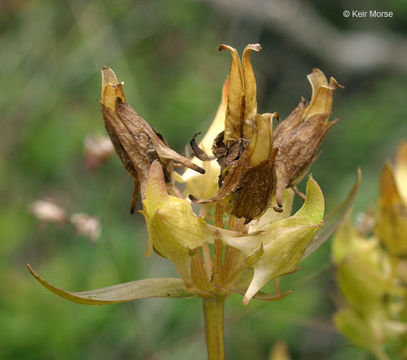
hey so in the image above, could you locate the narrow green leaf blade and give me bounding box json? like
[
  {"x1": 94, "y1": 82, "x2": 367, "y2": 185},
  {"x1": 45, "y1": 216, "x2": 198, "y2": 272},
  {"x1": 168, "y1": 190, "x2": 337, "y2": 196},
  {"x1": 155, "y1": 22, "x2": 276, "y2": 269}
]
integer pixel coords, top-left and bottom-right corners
[{"x1": 27, "y1": 264, "x2": 195, "y2": 305}]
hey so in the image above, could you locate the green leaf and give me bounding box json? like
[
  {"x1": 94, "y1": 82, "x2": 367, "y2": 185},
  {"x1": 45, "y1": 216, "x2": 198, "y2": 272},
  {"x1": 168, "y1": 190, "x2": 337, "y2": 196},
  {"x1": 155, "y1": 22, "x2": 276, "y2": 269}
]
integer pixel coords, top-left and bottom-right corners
[
  {"x1": 302, "y1": 167, "x2": 361, "y2": 260},
  {"x1": 27, "y1": 264, "x2": 195, "y2": 305}
]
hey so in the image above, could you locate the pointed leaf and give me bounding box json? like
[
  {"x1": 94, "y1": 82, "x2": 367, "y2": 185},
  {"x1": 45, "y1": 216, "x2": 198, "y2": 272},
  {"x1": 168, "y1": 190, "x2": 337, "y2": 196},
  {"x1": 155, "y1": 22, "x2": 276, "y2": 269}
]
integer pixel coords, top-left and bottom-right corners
[{"x1": 27, "y1": 264, "x2": 194, "y2": 305}]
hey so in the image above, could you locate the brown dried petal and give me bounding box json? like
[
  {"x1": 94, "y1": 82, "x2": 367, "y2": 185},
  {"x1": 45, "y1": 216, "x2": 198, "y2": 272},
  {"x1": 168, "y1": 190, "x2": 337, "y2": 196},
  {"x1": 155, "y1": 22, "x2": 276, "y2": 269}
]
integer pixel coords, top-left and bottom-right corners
[
  {"x1": 228, "y1": 150, "x2": 277, "y2": 222},
  {"x1": 101, "y1": 67, "x2": 204, "y2": 208},
  {"x1": 273, "y1": 100, "x2": 305, "y2": 147},
  {"x1": 274, "y1": 113, "x2": 338, "y2": 207},
  {"x1": 102, "y1": 103, "x2": 150, "y2": 194},
  {"x1": 189, "y1": 132, "x2": 216, "y2": 161},
  {"x1": 212, "y1": 131, "x2": 247, "y2": 184}
]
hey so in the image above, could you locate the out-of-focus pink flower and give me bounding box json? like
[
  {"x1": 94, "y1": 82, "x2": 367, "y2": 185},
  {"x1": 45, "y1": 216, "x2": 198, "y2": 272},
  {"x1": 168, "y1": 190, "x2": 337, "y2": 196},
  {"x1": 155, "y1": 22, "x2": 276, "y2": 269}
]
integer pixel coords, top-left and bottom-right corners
[
  {"x1": 84, "y1": 135, "x2": 114, "y2": 169},
  {"x1": 70, "y1": 213, "x2": 101, "y2": 243},
  {"x1": 29, "y1": 200, "x2": 67, "y2": 224}
]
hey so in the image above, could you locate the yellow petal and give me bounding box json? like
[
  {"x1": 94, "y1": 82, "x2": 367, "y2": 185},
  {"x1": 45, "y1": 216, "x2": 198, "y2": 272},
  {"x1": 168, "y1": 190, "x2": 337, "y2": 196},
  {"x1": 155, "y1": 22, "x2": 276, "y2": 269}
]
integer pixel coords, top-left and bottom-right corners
[
  {"x1": 295, "y1": 175, "x2": 325, "y2": 224},
  {"x1": 218, "y1": 44, "x2": 244, "y2": 144},
  {"x1": 143, "y1": 160, "x2": 170, "y2": 217},
  {"x1": 101, "y1": 66, "x2": 126, "y2": 110},
  {"x1": 200, "y1": 78, "x2": 229, "y2": 153},
  {"x1": 242, "y1": 43, "x2": 262, "y2": 139},
  {"x1": 148, "y1": 212, "x2": 193, "y2": 287},
  {"x1": 247, "y1": 113, "x2": 275, "y2": 166},
  {"x1": 302, "y1": 68, "x2": 340, "y2": 120},
  {"x1": 395, "y1": 140, "x2": 407, "y2": 202},
  {"x1": 182, "y1": 79, "x2": 228, "y2": 199},
  {"x1": 375, "y1": 163, "x2": 407, "y2": 257}
]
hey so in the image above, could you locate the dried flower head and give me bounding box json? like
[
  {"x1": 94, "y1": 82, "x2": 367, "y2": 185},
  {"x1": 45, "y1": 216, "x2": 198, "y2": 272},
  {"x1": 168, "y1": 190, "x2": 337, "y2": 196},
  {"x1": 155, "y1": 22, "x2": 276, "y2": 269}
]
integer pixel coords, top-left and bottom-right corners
[
  {"x1": 190, "y1": 45, "x2": 342, "y2": 222},
  {"x1": 100, "y1": 67, "x2": 204, "y2": 213}
]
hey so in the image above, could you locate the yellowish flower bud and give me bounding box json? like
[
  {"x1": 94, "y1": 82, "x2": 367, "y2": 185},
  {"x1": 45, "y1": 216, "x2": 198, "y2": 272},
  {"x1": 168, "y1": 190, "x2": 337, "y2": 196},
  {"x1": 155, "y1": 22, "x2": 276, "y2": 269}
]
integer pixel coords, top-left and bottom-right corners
[{"x1": 375, "y1": 163, "x2": 407, "y2": 257}]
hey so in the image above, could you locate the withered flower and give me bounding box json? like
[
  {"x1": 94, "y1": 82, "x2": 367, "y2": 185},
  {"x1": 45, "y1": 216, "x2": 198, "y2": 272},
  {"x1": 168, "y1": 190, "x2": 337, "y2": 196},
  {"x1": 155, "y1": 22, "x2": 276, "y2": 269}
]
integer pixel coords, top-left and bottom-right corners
[
  {"x1": 190, "y1": 46, "x2": 341, "y2": 221},
  {"x1": 273, "y1": 69, "x2": 341, "y2": 207},
  {"x1": 100, "y1": 67, "x2": 204, "y2": 212},
  {"x1": 190, "y1": 44, "x2": 279, "y2": 222}
]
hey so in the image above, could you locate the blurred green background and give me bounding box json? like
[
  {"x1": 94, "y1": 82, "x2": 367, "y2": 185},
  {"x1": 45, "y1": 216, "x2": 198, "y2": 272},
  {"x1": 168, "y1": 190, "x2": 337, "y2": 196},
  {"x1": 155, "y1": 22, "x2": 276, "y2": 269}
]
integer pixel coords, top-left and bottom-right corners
[{"x1": 1, "y1": 0, "x2": 407, "y2": 359}]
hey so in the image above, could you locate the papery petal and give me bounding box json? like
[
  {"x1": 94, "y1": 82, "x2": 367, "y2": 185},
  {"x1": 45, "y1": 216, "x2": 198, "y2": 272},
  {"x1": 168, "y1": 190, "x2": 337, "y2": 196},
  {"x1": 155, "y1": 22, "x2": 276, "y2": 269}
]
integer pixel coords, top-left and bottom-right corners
[
  {"x1": 302, "y1": 68, "x2": 341, "y2": 120},
  {"x1": 274, "y1": 114, "x2": 338, "y2": 208},
  {"x1": 218, "y1": 44, "x2": 244, "y2": 144},
  {"x1": 101, "y1": 67, "x2": 204, "y2": 213},
  {"x1": 242, "y1": 43, "x2": 262, "y2": 139},
  {"x1": 115, "y1": 100, "x2": 204, "y2": 176},
  {"x1": 273, "y1": 100, "x2": 305, "y2": 147},
  {"x1": 101, "y1": 67, "x2": 126, "y2": 110}
]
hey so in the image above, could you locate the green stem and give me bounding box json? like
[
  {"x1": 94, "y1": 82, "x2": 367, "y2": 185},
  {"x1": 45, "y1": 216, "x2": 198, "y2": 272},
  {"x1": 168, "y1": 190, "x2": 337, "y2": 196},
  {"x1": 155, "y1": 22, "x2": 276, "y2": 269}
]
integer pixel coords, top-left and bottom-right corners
[{"x1": 203, "y1": 296, "x2": 226, "y2": 360}]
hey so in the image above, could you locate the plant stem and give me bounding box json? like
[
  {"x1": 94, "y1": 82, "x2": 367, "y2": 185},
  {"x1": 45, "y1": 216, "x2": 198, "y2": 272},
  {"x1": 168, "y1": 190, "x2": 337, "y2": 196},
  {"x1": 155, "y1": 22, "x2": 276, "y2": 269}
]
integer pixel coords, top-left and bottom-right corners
[{"x1": 203, "y1": 296, "x2": 226, "y2": 360}]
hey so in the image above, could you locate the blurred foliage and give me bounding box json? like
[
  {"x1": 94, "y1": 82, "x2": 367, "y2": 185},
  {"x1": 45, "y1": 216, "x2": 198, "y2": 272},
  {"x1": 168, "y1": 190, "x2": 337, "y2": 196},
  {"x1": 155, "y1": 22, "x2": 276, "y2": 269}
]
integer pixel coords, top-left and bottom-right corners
[{"x1": 1, "y1": 0, "x2": 406, "y2": 359}]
